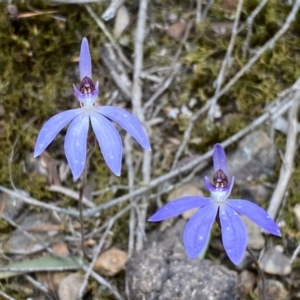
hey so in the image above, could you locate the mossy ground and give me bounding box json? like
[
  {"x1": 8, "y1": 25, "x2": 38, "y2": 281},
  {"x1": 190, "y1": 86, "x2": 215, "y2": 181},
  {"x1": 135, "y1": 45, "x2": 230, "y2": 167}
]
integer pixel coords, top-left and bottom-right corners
[{"x1": 0, "y1": 0, "x2": 300, "y2": 298}]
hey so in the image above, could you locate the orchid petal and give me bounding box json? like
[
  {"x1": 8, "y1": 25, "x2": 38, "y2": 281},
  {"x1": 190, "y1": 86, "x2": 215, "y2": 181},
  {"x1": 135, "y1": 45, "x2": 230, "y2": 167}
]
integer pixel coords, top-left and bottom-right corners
[
  {"x1": 79, "y1": 37, "x2": 92, "y2": 80},
  {"x1": 183, "y1": 204, "x2": 218, "y2": 258},
  {"x1": 224, "y1": 176, "x2": 235, "y2": 198},
  {"x1": 148, "y1": 196, "x2": 211, "y2": 221},
  {"x1": 96, "y1": 106, "x2": 151, "y2": 150},
  {"x1": 90, "y1": 111, "x2": 122, "y2": 176},
  {"x1": 219, "y1": 205, "x2": 247, "y2": 265},
  {"x1": 227, "y1": 200, "x2": 281, "y2": 236},
  {"x1": 64, "y1": 111, "x2": 89, "y2": 179},
  {"x1": 213, "y1": 144, "x2": 227, "y2": 174},
  {"x1": 204, "y1": 176, "x2": 215, "y2": 193},
  {"x1": 34, "y1": 109, "x2": 82, "y2": 157}
]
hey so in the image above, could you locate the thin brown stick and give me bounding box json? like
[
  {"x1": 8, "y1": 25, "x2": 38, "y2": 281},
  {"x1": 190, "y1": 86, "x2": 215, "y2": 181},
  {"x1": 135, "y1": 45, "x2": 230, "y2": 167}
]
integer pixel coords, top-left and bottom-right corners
[{"x1": 247, "y1": 246, "x2": 266, "y2": 300}]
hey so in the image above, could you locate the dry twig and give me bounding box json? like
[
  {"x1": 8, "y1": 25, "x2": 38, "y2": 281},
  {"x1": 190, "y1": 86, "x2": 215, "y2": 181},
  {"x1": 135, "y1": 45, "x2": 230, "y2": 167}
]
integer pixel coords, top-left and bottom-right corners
[
  {"x1": 85, "y1": 4, "x2": 132, "y2": 68},
  {"x1": 0, "y1": 290, "x2": 15, "y2": 300},
  {"x1": 47, "y1": 185, "x2": 95, "y2": 208},
  {"x1": 78, "y1": 219, "x2": 114, "y2": 298},
  {"x1": 267, "y1": 93, "x2": 300, "y2": 219},
  {"x1": 101, "y1": 0, "x2": 124, "y2": 21},
  {"x1": 131, "y1": 0, "x2": 151, "y2": 251},
  {"x1": 208, "y1": 0, "x2": 244, "y2": 121}
]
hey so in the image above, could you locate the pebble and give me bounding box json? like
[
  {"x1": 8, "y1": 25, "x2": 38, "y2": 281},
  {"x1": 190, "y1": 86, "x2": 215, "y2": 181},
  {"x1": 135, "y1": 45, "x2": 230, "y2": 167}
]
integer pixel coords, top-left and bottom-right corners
[
  {"x1": 94, "y1": 248, "x2": 128, "y2": 277},
  {"x1": 260, "y1": 245, "x2": 291, "y2": 275}
]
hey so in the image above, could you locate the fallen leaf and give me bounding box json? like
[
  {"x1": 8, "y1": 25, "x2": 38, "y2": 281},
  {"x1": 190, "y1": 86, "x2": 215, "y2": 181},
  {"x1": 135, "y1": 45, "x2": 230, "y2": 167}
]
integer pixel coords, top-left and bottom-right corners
[
  {"x1": 0, "y1": 256, "x2": 81, "y2": 279},
  {"x1": 18, "y1": 10, "x2": 57, "y2": 19}
]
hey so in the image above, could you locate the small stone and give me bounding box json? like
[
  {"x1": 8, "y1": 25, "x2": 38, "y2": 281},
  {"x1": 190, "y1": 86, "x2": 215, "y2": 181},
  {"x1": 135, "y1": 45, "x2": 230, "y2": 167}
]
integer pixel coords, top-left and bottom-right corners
[
  {"x1": 0, "y1": 192, "x2": 25, "y2": 219},
  {"x1": 255, "y1": 279, "x2": 289, "y2": 300},
  {"x1": 260, "y1": 245, "x2": 291, "y2": 275},
  {"x1": 94, "y1": 248, "x2": 128, "y2": 277},
  {"x1": 5, "y1": 4, "x2": 18, "y2": 19},
  {"x1": 3, "y1": 212, "x2": 58, "y2": 254},
  {"x1": 166, "y1": 20, "x2": 186, "y2": 41},
  {"x1": 241, "y1": 216, "x2": 265, "y2": 250},
  {"x1": 58, "y1": 273, "x2": 85, "y2": 300},
  {"x1": 240, "y1": 270, "x2": 256, "y2": 295},
  {"x1": 52, "y1": 242, "x2": 69, "y2": 257}
]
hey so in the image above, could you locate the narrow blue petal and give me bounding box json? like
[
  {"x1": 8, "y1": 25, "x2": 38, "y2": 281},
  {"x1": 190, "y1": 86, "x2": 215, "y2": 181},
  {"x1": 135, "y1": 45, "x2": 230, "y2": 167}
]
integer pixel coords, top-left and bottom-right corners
[
  {"x1": 213, "y1": 143, "x2": 227, "y2": 174},
  {"x1": 34, "y1": 109, "x2": 82, "y2": 157},
  {"x1": 90, "y1": 111, "x2": 122, "y2": 176},
  {"x1": 227, "y1": 199, "x2": 281, "y2": 236},
  {"x1": 224, "y1": 176, "x2": 235, "y2": 198},
  {"x1": 64, "y1": 111, "x2": 89, "y2": 179},
  {"x1": 183, "y1": 204, "x2": 218, "y2": 258},
  {"x1": 219, "y1": 205, "x2": 248, "y2": 265},
  {"x1": 79, "y1": 37, "x2": 92, "y2": 80},
  {"x1": 204, "y1": 176, "x2": 215, "y2": 192},
  {"x1": 96, "y1": 106, "x2": 151, "y2": 150},
  {"x1": 148, "y1": 196, "x2": 211, "y2": 221}
]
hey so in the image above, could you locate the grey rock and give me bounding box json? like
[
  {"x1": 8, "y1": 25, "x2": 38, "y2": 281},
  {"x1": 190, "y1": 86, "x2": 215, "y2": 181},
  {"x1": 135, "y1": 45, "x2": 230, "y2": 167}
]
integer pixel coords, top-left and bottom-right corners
[
  {"x1": 260, "y1": 245, "x2": 291, "y2": 275},
  {"x1": 228, "y1": 130, "x2": 277, "y2": 184},
  {"x1": 239, "y1": 270, "x2": 256, "y2": 295},
  {"x1": 3, "y1": 212, "x2": 59, "y2": 254},
  {"x1": 0, "y1": 192, "x2": 25, "y2": 219},
  {"x1": 127, "y1": 220, "x2": 244, "y2": 300}
]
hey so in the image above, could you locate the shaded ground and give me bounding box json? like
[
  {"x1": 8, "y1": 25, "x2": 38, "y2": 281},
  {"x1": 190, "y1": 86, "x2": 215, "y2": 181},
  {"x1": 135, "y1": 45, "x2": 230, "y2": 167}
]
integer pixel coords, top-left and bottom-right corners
[{"x1": 0, "y1": 0, "x2": 300, "y2": 299}]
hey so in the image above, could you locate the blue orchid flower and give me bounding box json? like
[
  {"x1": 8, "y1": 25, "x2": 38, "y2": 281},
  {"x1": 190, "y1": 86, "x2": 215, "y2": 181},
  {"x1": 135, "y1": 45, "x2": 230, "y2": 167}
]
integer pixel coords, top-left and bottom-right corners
[
  {"x1": 34, "y1": 38, "x2": 151, "y2": 179},
  {"x1": 149, "y1": 144, "x2": 281, "y2": 265}
]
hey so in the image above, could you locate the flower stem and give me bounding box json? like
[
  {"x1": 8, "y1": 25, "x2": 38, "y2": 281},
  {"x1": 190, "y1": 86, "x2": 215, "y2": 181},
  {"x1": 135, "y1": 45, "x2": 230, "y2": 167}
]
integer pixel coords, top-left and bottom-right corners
[
  {"x1": 78, "y1": 138, "x2": 96, "y2": 260},
  {"x1": 246, "y1": 246, "x2": 266, "y2": 300}
]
